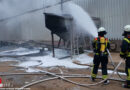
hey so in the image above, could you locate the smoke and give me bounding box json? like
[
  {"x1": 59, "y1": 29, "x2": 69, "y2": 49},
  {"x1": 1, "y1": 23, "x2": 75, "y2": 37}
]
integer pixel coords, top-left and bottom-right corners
[
  {"x1": 0, "y1": 0, "x2": 98, "y2": 40},
  {"x1": 0, "y1": 0, "x2": 64, "y2": 40},
  {"x1": 0, "y1": 0, "x2": 62, "y2": 20},
  {"x1": 63, "y1": 2, "x2": 98, "y2": 38},
  {"x1": 0, "y1": 0, "x2": 30, "y2": 19},
  {"x1": 0, "y1": 0, "x2": 44, "y2": 40}
]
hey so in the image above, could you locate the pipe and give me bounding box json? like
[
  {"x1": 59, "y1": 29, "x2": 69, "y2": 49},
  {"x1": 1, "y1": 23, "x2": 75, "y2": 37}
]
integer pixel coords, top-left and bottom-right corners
[{"x1": 51, "y1": 32, "x2": 55, "y2": 57}]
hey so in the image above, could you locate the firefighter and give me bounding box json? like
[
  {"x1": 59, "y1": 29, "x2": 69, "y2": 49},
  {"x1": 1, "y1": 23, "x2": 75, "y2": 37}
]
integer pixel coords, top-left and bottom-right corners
[
  {"x1": 120, "y1": 25, "x2": 130, "y2": 88},
  {"x1": 91, "y1": 27, "x2": 110, "y2": 84}
]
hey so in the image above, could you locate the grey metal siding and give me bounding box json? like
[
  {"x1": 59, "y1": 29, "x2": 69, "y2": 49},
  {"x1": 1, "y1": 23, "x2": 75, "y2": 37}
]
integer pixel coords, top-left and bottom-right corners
[
  {"x1": 0, "y1": 0, "x2": 61, "y2": 41},
  {"x1": 73, "y1": 0, "x2": 130, "y2": 40},
  {"x1": 0, "y1": 0, "x2": 130, "y2": 40}
]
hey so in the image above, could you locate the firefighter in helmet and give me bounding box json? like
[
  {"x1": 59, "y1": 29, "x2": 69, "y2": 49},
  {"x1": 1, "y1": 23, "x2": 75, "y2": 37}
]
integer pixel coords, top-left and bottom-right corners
[
  {"x1": 120, "y1": 25, "x2": 130, "y2": 88},
  {"x1": 91, "y1": 27, "x2": 110, "y2": 84}
]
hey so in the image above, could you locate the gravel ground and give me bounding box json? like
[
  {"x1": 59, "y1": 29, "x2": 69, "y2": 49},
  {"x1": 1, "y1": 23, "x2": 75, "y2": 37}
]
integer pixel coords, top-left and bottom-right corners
[{"x1": 0, "y1": 52, "x2": 129, "y2": 90}]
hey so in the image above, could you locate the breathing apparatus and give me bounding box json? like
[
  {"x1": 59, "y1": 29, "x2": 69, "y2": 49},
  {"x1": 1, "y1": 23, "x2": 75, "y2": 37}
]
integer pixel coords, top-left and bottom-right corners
[{"x1": 98, "y1": 27, "x2": 107, "y2": 55}]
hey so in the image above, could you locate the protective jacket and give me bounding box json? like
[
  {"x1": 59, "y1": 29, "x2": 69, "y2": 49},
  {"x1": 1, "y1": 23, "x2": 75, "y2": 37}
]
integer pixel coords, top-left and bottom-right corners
[
  {"x1": 91, "y1": 36, "x2": 110, "y2": 80},
  {"x1": 120, "y1": 37, "x2": 130, "y2": 58},
  {"x1": 120, "y1": 36, "x2": 130, "y2": 86}
]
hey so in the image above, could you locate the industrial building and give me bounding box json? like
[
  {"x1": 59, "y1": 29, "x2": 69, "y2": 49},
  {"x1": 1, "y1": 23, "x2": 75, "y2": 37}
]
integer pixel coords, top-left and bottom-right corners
[
  {"x1": 74, "y1": 0, "x2": 130, "y2": 40},
  {"x1": 0, "y1": 0, "x2": 130, "y2": 50}
]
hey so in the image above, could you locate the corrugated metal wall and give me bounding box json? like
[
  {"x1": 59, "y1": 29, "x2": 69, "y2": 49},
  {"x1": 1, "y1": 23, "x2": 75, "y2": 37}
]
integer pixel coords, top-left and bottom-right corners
[
  {"x1": 20, "y1": 2, "x2": 61, "y2": 41},
  {"x1": 0, "y1": 0, "x2": 61, "y2": 41},
  {"x1": 73, "y1": 0, "x2": 130, "y2": 40},
  {"x1": 0, "y1": 0, "x2": 130, "y2": 40},
  {"x1": 22, "y1": 0, "x2": 130, "y2": 40}
]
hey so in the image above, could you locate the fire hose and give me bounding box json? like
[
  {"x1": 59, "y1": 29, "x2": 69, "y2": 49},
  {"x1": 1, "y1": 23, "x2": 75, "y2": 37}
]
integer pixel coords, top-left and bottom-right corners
[
  {"x1": 107, "y1": 49, "x2": 125, "y2": 80},
  {"x1": 20, "y1": 59, "x2": 123, "y2": 89},
  {"x1": 0, "y1": 72, "x2": 125, "y2": 81}
]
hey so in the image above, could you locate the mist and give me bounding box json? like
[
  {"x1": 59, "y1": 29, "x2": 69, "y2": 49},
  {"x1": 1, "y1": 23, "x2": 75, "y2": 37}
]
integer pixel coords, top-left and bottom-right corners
[
  {"x1": 0, "y1": 0, "x2": 97, "y2": 41},
  {"x1": 0, "y1": 0, "x2": 44, "y2": 40},
  {"x1": 63, "y1": 2, "x2": 98, "y2": 38}
]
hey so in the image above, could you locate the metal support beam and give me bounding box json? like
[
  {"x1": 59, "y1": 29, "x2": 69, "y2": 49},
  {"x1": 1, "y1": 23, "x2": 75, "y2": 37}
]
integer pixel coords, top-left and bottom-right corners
[
  {"x1": 76, "y1": 35, "x2": 79, "y2": 55},
  {"x1": 70, "y1": 25, "x2": 73, "y2": 59},
  {"x1": 51, "y1": 32, "x2": 55, "y2": 57},
  {"x1": 57, "y1": 38, "x2": 62, "y2": 48}
]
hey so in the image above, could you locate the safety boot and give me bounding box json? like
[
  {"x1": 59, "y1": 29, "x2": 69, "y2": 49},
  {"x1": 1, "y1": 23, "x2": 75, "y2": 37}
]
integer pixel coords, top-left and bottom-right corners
[
  {"x1": 90, "y1": 77, "x2": 95, "y2": 82},
  {"x1": 104, "y1": 80, "x2": 109, "y2": 85},
  {"x1": 122, "y1": 84, "x2": 130, "y2": 88}
]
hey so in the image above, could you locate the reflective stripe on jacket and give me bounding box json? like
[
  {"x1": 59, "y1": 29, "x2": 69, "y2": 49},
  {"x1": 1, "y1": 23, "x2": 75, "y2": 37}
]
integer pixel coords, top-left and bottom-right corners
[{"x1": 120, "y1": 38, "x2": 130, "y2": 57}]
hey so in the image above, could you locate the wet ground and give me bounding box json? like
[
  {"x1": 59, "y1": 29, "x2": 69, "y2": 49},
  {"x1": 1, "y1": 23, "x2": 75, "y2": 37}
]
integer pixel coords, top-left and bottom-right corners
[
  {"x1": 0, "y1": 51, "x2": 128, "y2": 90},
  {"x1": 0, "y1": 41, "x2": 127, "y2": 90}
]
